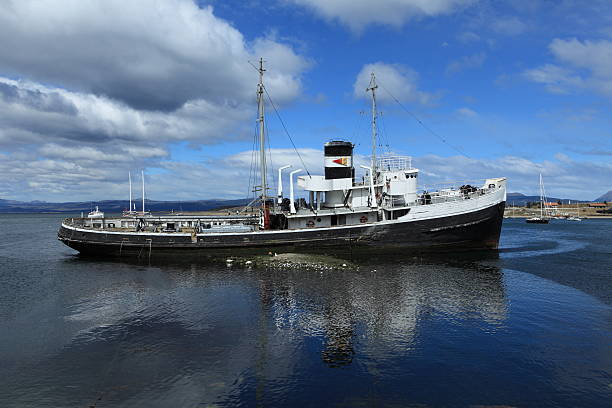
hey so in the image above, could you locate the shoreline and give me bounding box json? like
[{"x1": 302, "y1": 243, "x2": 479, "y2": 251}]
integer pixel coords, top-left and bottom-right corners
[{"x1": 504, "y1": 214, "x2": 612, "y2": 219}]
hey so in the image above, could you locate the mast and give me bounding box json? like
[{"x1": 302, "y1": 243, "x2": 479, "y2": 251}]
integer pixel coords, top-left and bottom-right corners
[
  {"x1": 142, "y1": 169, "x2": 145, "y2": 215},
  {"x1": 367, "y1": 72, "x2": 378, "y2": 182},
  {"x1": 257, "y1": 58, "x2": 267, "y2": 207},
  {"x1": 128, "y1": 172, "x2": 132, "y2": 212},
  {"x1": 539, "y1": 173, "x2": 543, "y2": 218}
]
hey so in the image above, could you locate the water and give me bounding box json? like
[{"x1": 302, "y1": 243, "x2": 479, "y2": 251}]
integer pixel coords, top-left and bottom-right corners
[{"x1": 0, "y1": 214, "x2": 610, "y2": 407}]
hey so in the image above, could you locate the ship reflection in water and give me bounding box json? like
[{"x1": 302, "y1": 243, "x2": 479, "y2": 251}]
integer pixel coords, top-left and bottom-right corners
[
  {"x1": 252, "y1": 258, "x2": 507, "y2": 369},
  {"x1": 2, "y1": 254, "x2": 513, "y2": 407}
]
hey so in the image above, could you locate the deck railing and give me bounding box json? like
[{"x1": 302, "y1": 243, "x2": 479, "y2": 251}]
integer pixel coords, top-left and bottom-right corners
[{"x1": 377, "y1": 155, "x2": 412, "y2": 171}]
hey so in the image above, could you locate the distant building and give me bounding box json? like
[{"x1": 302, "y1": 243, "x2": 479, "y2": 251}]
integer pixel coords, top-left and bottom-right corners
[
  {"x1": 588, "y1": 202, "x2": 607, "y2": 208},
  {"x1": 545, "y1": 202, "x2": 559, "y2": 207}
]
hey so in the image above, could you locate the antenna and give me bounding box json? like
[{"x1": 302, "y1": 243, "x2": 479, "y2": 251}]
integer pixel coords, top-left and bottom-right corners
[{"x1": 128, "y1": 171, "x2": 132, "y2": 212}]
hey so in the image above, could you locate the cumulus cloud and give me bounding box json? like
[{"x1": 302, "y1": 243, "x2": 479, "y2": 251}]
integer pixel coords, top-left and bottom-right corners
[
  {"x1": 0, "y1": 0, "x2": 314, "y2": 201},
  {"x1": 0, "y1": 0, "x2": 309, "y2": 111},
  {"x1": 288, "y1": 0, "x2": 476, "y2": 32},
  {"x1": 353, "y1": 63, "x2": 437, "y2": 105},
  {"x1": 524, "y1": 38, "x2": 612, "y2": 97},
  {"x1": 0, "y1": 77, "x2": 251, "y2": 146}
]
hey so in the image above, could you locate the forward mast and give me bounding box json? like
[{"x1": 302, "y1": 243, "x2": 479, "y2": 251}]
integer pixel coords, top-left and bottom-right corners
[{"x1": 256, "y1": 58, "x2": 268, "y2": 212}]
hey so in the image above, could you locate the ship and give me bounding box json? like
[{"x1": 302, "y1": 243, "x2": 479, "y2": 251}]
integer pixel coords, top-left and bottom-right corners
[{"x1": 58, "y1": 59, "x2": 506, "y2": 258}]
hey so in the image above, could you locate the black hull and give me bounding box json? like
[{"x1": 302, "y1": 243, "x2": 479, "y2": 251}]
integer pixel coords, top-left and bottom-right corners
[{"x1": 58, "y1": 202, "x2": 505, "y2": 258}]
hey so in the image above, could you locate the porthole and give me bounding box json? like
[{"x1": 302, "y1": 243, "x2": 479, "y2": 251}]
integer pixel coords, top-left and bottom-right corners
[{"x1": 316, "y1": 217, "x2": 321, "y2": 222}]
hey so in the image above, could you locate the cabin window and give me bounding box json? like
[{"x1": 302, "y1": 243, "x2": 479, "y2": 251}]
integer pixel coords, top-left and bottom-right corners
[
  {"x1": 108, "y1": 223, "x2": 115, "y2": 228},
  {"x1": 316, "y1": 217, "x2": 321, "y2": 222},
  {"x1": 93, "y1": 223, "x2": 102, "y2": 228}
]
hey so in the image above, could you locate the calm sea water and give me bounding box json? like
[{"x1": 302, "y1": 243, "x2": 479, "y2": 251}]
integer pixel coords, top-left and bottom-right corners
[{"x1": 0, "y1": 214, "x2": 610, "y2": 407}]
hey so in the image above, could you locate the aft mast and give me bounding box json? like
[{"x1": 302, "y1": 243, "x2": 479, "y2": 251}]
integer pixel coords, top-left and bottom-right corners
[{"x1": 367, "y1": 72, "x2": 378, "y2": 182}]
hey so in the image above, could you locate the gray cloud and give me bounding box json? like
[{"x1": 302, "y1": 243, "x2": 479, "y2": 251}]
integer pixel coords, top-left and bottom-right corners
[
  {"x1": 0, "y1": 82, "x2": 78, "y2": 115},
  {"x1": 288, "y1": 0, "x2": 477, "y2": 32},
  {"x1": 0, "y1": 0, "x2": 313, "y2": 202},
  {"x1": 0, "y1": 0, "x2": 309, "y2": 112}
]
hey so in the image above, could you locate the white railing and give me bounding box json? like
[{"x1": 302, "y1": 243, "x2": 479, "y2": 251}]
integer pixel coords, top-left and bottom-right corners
[{"x1": 377, "y1": 155, "x2": 412, "y2": 171}]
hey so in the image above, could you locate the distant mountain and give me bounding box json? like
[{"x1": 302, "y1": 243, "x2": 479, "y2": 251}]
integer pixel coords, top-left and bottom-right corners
[
  {"x1": 595, "y1": 190, "x2": 612, "y2": 202},
  {"x1": 506, "y1": 194, "x2": 590, "y2": 206},
  {"x1": 0, "y1": 198, "x2": 250, "y2": 213}
]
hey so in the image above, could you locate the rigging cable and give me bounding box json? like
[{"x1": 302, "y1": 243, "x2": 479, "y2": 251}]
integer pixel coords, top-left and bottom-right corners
[
  {"x1": 263, "y1": 85, "x2": 312, "y2": 177},
  {"x1": 264, "y1": 114, "x2": 277, "y2": 196},
  {"x1": 377, "y1": 81, "x2": 471, "y2": 158},
  {"x1": 246, "y1": 120, "x2": 258, "y2": 202},
  {"x1": 378, "y1": 110, "x2": 392, "y2": 155}
]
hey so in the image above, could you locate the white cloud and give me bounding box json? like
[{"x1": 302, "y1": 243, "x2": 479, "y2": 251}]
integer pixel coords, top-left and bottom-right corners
[
  {"x1": 0, "y1": 0, "x2": 309, "y2": 111},
  {"x1": 550, "y1": 38, "x2": 612, "y2": 78},
  {"x1": 3, "y1": 143, "x2": 609, "y2": 202},
  {"x1": 0, "y1": 77, "x2": 250, "y2": 145},
  {"x1": 524, "y1": 38, "x2": 612, "y2": 97},
  {"x1": 523, "y1": 64, "x2": 581, "y2": 94},
  {"x1": 415, "y1": 154, "x2": 612, "y2": 200},
  {"x1": 288, "y1": 0, "x2": 476, "y2": 32},
  {"x1": 0, "y1": 1, "x2": 314, "y2": 202},
  {"x1": 353, "y1": 63, "x2": 437, "y2": 105}
]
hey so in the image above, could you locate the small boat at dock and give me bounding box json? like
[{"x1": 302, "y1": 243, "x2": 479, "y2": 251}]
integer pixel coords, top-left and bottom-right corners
[{"x1": 526, "y1": 174, "x2": 550, "y2": 224}]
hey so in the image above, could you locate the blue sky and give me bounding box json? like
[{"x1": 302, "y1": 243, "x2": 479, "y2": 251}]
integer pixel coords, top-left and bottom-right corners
[{"x1": 1, "y1": 0, "x2": 611, "y2": 202}]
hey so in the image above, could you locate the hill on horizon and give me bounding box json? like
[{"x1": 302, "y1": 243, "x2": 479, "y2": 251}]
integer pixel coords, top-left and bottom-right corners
[
  {"x1": 0, "y1": 198, "x2": 250, "y2": 213},
  {"x1": 1, "y1": 189, "x2": 607, "y2": 213},
  {"x1": 505, "y1": 192, "x2": 591, "y2": 206},
  {"x1": 595, "y1": 190, "x2": 612, "y2": 202}
]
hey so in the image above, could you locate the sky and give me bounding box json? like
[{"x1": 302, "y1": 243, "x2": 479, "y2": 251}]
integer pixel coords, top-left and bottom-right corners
[{"x1": 1, "y1": 0, "x2": 611, "y2": 202}]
